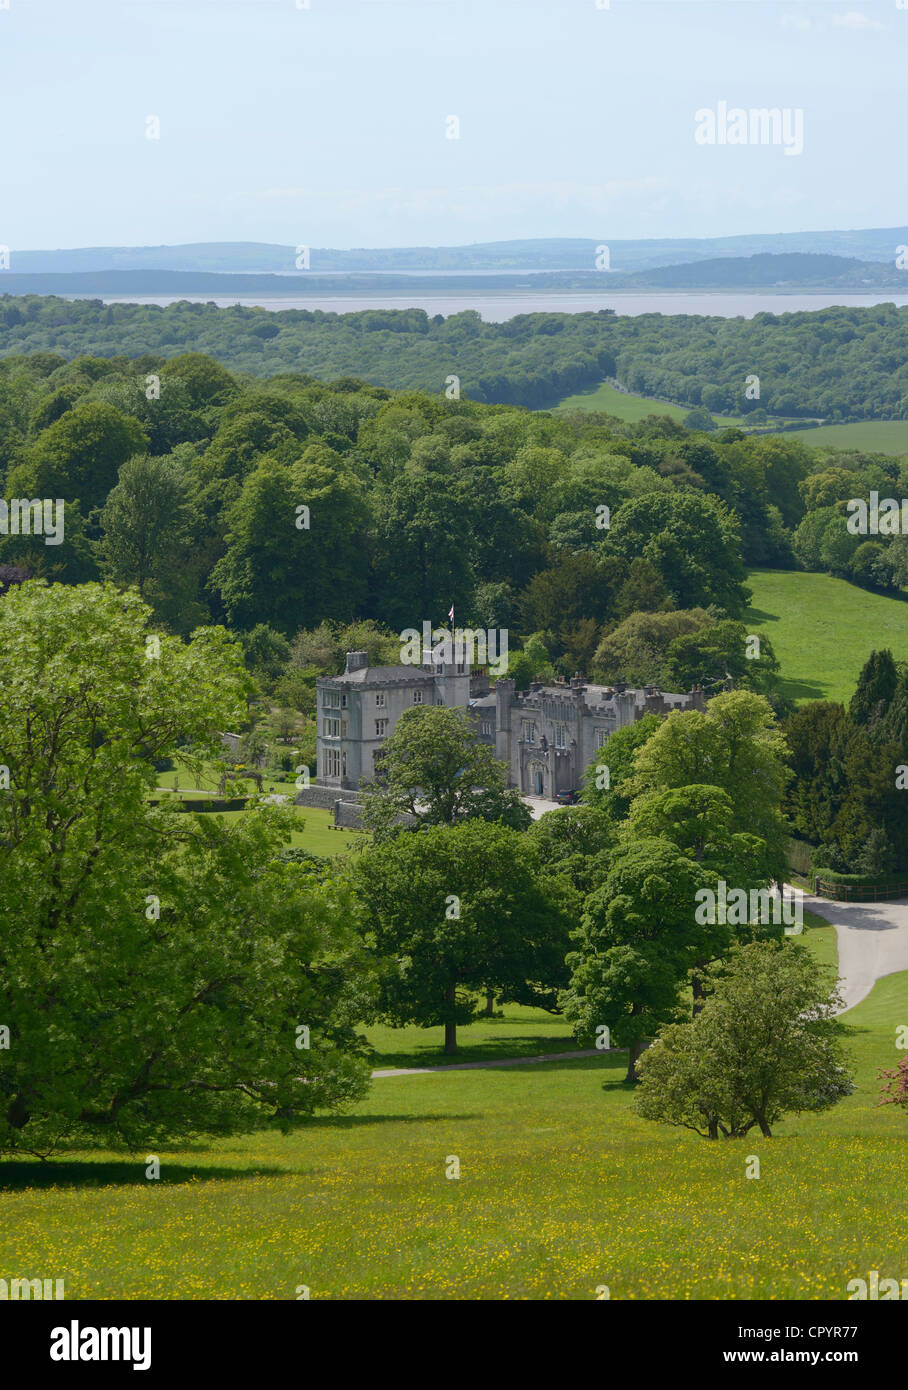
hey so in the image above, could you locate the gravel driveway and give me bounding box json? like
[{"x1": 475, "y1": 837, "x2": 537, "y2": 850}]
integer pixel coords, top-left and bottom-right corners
[{"x1": 798, "y1": 889, "x2": 908, "y2": 1011}]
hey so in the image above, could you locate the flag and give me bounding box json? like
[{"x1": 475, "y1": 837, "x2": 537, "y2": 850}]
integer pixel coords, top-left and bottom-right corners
[{"x1": 448, "y1": 605, "x2": 454, "y2": 623}]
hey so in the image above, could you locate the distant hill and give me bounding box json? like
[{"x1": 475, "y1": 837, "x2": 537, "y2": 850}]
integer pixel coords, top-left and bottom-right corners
[
  {"x1": 0, "y1": 253, "x2": 905, "y2": 298},
  {"x1": 4, "y1": 227, "x2": 908, "y2": 275},
  {"x1": 618, "y1": 253, "x2": 905, "y2": 290}
]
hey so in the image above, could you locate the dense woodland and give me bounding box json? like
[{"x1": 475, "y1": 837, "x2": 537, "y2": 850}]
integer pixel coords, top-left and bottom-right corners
[
  {"x1": 1, "y1": 347, "x2": 905, "y2": 652},
  {"x1": 1, "y1": 296, "x2": 907, "y2": 418},
  {"x1": 1, "y1": 346, "x2": 906, "y2": 880}
]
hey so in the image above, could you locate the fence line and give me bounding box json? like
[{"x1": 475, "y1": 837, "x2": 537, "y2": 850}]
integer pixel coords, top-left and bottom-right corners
[{"x1": 814, "y1": 878, "x2": 908, "y2": 903}]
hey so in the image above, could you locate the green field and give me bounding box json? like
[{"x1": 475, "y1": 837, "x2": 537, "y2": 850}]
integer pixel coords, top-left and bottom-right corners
[
  {"x1": 8, "y1": 922, "x2": 905, "y2": 1301},
  {"x1": 746, "y1": 568, "x2": 908, "y2": 705},
  {"x1": 780, "y1": 420, "x2": 908, "y2": 456},
  {"x1": 552, "y1": 379, "x2": 742, "y2": 426},
  {"x1": 551, "y1": 381, "x2": 908, "y2": 456}
]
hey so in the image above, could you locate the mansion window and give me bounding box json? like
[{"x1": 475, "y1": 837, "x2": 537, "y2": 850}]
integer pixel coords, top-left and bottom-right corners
[
  {"x1": 324, "y1": 748, "x2": 342, "y2": 779},
  {"x1": 375, "y1": 692, "x2": 386, "y2": 708},
  {"x1": 479, "y1": 720, "x2": 493, "y2": 736},
  {"x1": 413, "y1": 689, "x2": 424, "y2": 704},
  {"x1": 521, "y1": 720, "x2": 536, "y2": 745},
  {"x1": 324, "y1": 691, "x2": 341, "y2": 708},
  {"x1": 375, "y1": 719, "x2": 388, "y2": 737},
  {"x1": 595, "y1": 728, "x2": 609, "y2": 749},
  {"x1": 323, "y1": 717, "x2": 341, "y2": 738},
  {"x1": 553, "y1": 723, "x2": 567, "y2": 749}
]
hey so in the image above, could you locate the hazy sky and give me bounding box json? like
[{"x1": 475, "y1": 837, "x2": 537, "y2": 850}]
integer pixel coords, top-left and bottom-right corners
[{"x1": 0, "y1": 0, "x2": 904, "y2": 249}]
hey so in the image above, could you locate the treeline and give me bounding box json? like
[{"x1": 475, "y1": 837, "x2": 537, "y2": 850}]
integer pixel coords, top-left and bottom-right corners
[
  {"x1": 792, "y1": 458, "x2": 908, "y2": 592},
  {"x1": 786, "y1": 650, "x2": 908, "y2": 876},
  {"x1": 0, "y1": 348, "x2": 827, "y2": 684},
  {"x1": 1, "y1": 296, "x2": 907, "y2": 418}
]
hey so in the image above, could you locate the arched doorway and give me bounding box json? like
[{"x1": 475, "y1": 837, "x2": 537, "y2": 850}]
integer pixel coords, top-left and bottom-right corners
[{"x1": 527, "y1": 762, "x2": 545, "y2": 796}]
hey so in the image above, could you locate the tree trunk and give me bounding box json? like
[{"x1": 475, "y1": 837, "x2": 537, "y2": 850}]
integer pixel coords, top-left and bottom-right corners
[
  {"x1": 444, "y1": 984, "x2": 457, "y2": 1055},
  {"x1": 624, "y1": 1038, "x2": 645, "y2": 1083},
  {"x1": 484, "y1": 991, "x2": 495, "y2": 1016},
  {"x1": 6, "y1": 1093, "x2": 29, "y2": 1130},
  {"x1": 691, "y1": 971, "x2": 706, "y2": 1016},
  {"x1": 755, "y1": 1111, "x2": 772, "y2": 1138},
  {"x1": 707, "y1": 1119, "x2": 719, "y2": 1140}
]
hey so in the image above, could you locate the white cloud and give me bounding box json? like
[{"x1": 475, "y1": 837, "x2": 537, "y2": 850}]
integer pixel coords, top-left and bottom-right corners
[{"x1": 833, "y1": 12, "x2": 884, "y2": 30}]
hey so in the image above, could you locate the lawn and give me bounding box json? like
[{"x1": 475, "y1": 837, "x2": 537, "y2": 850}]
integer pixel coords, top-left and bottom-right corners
[
  {"x1": 155, "y1": 762, "x2": 300, "y2": 799},
  {"x1": 211, "y1": 805, "x2": 363, "y2": 858},
  {"x1": 746, "y1": 567, "x2": 908, "y2": 705},
  {"x1": 364, "y1": 1002, "x2": 585, "y2": 1070},
  {"x1": 6, "y1": 920, "x2": 898, "y2": 1302},
  {"x1": 795, "y1": 910, "x2": 838, "y2": 974},
  {"x1": 154, "y1": 762, "x2": 361, "y2": 858},
  {"x1": 777, "y1": 420, "x2": 908, "y2": 456}
]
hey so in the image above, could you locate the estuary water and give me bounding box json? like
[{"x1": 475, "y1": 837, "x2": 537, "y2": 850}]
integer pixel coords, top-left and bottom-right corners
[{"x1": 98, "y1": 291, "x2": 908, "y2": 322}]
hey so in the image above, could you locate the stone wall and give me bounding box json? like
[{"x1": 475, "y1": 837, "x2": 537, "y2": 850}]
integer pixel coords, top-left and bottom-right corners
[
  {"x1": 332, "y1": 798, "x2": 416, "y2": 831},
  {"x1": 294, "y1": 784, "x2": 366, "y2": 811},
  {"x1": 334, "y1": 800, "x2": 366, "y2": 829}
]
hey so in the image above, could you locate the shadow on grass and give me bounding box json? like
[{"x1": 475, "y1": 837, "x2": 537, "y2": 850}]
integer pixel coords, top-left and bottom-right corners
[
  {"x1": 490, "y1": 1056, "x2": 621, "y2": 1076},
  {"x1": 429, "y1": 1055, "x2": 617, "y2": 1076},
  {"x1": 0, "y1": 1161, "x2": 289, "y2": 1191},
  {"x1": 370, "y1": 1034, "x2": 584, "y2": 1071},
  {"x1": 746, "y1": 605, "x2": 829, "y2": 702},
  {"x1": 0, "y1": 1114, "x2": 483, "y2": 1187},
  {"x1": 374, "y1": 1057, "x2": 617, "y2": 1081},
  {"x1": 746, "y1": 605, "x2": 779, "y2": 626},
  {"x1": 780, "y1": 677, "x2": 829, "y2": 702},
  {"x1": 301, "y1": 1112, "x2": 480, "y2": 1129}
]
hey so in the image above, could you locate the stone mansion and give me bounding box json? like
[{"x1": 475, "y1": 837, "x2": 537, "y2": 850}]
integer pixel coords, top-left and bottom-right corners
[{"x1": 316, "y1": 650, "x2": 712, "y2": 800}]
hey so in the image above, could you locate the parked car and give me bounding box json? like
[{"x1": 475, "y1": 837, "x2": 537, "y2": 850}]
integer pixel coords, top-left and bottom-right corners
[{"x1": 556, "y1": 789, "x2": 579, "y2": 805}]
